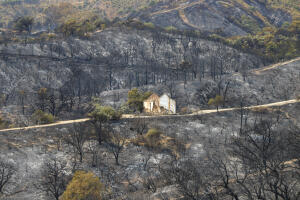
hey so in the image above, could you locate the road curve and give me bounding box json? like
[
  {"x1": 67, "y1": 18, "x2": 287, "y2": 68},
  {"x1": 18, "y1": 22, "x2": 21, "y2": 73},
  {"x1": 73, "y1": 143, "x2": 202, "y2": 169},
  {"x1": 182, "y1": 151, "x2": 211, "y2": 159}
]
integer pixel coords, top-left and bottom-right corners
[
  {"x1": 0, "y1": 99, "x2": 298, "y2": 133},
  {"x1": 253, "y1": 57, "x2": 300, "y2": 74},
  {"x1": 149, "y1": 0, "x2": 205, "y2": 16}
]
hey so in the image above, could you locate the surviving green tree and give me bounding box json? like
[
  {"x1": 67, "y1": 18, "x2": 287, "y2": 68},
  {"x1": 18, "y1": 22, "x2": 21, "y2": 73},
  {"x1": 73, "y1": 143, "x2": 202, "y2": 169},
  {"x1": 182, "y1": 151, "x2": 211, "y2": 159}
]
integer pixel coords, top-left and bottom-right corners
[{"x1": 88, "y1": 103, "x2": 121, "y2": 145}]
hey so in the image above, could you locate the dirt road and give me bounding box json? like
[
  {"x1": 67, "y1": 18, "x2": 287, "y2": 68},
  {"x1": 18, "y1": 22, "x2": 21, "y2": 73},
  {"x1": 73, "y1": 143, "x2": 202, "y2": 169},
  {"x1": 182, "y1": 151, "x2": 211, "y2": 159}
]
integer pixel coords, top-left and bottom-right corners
[
  {"x1": 0, "y1": 99, "x2": 298, "y2": 133},
  {"x1": 253, "y1": 57, "x2": 300, "y2": 74},
  {"x1": 150, "y1": 0, "x2": 205, "y2": 16}
]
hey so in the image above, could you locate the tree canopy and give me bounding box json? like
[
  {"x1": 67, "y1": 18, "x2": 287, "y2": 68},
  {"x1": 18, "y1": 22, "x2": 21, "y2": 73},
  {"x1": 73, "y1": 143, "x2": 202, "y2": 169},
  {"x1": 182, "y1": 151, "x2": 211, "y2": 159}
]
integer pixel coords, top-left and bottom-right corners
[
  {"x1": 61, "y1": 171, "x2": 104, "y2": 200},
  {"x1": 127, "y1": 88, "x2": 152, "y2": 113},
  {"x1": 88, "y1": 103, "x2": 121, "y2": 144},
  {"x1": 208, "y1": 95, "x2": 224, "y2": 111},
  {"x1": 88, "y1": 103, "x2": 121, "y2": 122},
  {"x1": 14, "y1": 16, "x2": 34, "y2": 34},
  {"x1": 228, "y1": 19, "x2": 300, "y2": 62},
  {"x1": 58, "y1": 13, "x2": 105, "y2": 37}
]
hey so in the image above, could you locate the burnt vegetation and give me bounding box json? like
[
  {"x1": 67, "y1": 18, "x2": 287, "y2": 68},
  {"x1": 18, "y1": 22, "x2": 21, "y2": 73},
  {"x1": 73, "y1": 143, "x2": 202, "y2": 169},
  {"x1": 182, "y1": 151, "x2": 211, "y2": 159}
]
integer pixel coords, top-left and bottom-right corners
[{"x1": 0, "y1": 0, "x2": 299, "y2": 200}]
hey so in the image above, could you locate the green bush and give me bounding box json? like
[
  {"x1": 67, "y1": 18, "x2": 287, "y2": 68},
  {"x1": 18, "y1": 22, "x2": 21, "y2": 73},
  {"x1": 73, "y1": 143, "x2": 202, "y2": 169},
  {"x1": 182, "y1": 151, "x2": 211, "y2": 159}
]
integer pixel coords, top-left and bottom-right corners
[
  {"x1": 143, "y1": 22, "x2": 155, "y2": 29},
  {"x1": 88, "y1": 104, "x2": 122, "y2": 121},
  {"x1": 58, "y1": 14, "x2": 106, "y2": 37},
  {"x1": 165, "y1": 26, "x2": 176, "y2": 32},
  {"x1": 61, "y1": 171, "x2": 104, "y2": 200},
  {"x1": 144, "y1": 128, "x2": 162, "y2": 148},
  {"x1": 119, "y1": 103, "x2": 130, "y2": 114},
  {"x1": 208, "y1": 95, "x2": 224, "y2": 111},
  {"x1": 127, "y1": 88, "x2": 152, "y2": 113},
  {"x1": 87, "y1": 103, "x2": 121, "y2": 144},
  {"x1": 32, "y1": 110, "x2": 55, "y2": 124},
  {"x1": 228, "y1": 19, "x2": 300, "y2": 62},
  {"x1": 145, "y1": 128, "x2": 162, "y2": 138},
  {"x1": 240, "y1": 15, "x2": 260, "y2": 33}
]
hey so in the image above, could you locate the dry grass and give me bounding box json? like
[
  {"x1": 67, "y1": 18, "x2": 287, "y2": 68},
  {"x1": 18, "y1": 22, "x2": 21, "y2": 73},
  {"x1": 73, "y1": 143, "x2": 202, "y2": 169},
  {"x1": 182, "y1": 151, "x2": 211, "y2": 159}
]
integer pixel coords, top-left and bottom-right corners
[{"x1": 131, "y1": 129, "x2": 186, "y2": 158}]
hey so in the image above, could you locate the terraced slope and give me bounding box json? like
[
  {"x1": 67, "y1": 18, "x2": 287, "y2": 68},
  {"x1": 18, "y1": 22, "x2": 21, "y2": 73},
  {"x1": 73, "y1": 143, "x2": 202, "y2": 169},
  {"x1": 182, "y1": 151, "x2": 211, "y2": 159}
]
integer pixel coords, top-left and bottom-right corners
[
  {"x1": 0, "y1": 0, "x2": 299, "y2": 36},
  {"x1": 138, "y1": 0, "x2": 298, "y2": 36},
  {"x1": 0, "y1": 0, "x2": 158, "y2": 28}
]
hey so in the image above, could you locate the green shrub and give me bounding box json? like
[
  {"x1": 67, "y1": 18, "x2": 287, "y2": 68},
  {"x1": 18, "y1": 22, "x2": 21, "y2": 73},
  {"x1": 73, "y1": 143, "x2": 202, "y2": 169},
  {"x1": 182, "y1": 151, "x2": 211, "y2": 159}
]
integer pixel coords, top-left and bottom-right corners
[
  {"x1": 87, "y1": 103, "x2": 121, "y2": 144},
  {"x1": 58, "y1": 14, "x2": 106, "y2": 37},
  {"x1": 208, "y1": 95, "x2": 224, "y2": 111},
  {"x1": 127, "y1": 88, "x2": 152, "y2": 113},
  {"x1": 143, "y1": 22, "x2": 155, "y2": 29},
  {"x1": 240, "y1": 15, "x2": 260, "y2": 33},
  {"x1": 145, "y1": 128, "x2": 162, "y2": 138},
  {"x1": 88, "y1": 104, "x2": 122, "y2": 121},
  {"x1": 228, "y1": 19, "x2": 300, "y2": 62},
  {"x1": 119, "y1": 103, "x2": 130, "y2": 114},
  {"x1": 132, "y1": 128, "x2": 184, "y2": 157},
  {"x1": 32, "y1": 110, "x2": 55, "y2": 124},
  {"x1": 144, "y1": 128, "x2": 162, "y2": 148},
  {"x1": 61, "y1": 171, "x2": 104, "y2": 200},
  {"x1": 39, "y1": 33, "x2": 57, "y2": 41},
  {"x1": 165, "y1": 26, "x2": 176, "y2": 32}
]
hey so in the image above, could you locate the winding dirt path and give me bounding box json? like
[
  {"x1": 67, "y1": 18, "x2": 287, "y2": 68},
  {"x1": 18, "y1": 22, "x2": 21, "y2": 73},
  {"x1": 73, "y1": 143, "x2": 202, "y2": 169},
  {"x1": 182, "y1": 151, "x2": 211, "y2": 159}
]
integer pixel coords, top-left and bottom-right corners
[
  {"x1": 150, "y1": 0, "x2": 205, "y2": 16},
  {"x1": 0, "y1": 118, "x2": 91, "y2": 132},
  {"x1": 123, "y1": 99, "x2": 299, "y2": 119},
  {"x1": 0, "y1": 99, "x2": 298, "y2": 133},
  {"x1": 150, "y1": 0, "x2": 205, "y2": 29},
  {"x1": 178, "y1": 9, "x2": 202, "y2": 29},
  {"x1": 253, "y1": 57, "x2": 300, "y2": 74}
]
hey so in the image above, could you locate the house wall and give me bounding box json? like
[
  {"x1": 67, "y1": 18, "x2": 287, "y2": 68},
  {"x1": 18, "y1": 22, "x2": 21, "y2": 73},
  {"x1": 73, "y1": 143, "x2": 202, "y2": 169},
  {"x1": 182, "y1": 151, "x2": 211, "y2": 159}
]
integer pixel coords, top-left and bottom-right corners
[
  {"x1": 144, "y1": 94, "x2": 160, "y2": 113},
  {"x1": 159, "y1": 94, "x2": 176, "y2": 114},
  {"x1": 169, "y1": 98, "x2": 176, "y2": 114},
  {"x1": 143, "y1": 101, "x2": 152, "y2": 112}
]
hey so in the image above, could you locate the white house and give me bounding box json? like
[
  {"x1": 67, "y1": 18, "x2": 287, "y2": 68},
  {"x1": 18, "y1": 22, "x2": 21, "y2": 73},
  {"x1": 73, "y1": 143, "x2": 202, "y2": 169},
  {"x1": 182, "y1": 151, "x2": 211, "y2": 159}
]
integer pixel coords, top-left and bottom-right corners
[
  {"x1": 159, "y1": 94, "x2": 176, "y2": 114},
  {"x1": 143, "y1": 93, "x2": 176, "y2": 114}
]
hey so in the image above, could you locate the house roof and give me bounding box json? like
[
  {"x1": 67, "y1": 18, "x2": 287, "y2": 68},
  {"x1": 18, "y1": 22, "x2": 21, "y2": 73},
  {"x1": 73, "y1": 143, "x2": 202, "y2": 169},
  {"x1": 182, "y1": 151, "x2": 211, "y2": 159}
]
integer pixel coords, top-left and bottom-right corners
[{"x1": 144, "y1": 93, "x2": 160, "y2": 102}]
